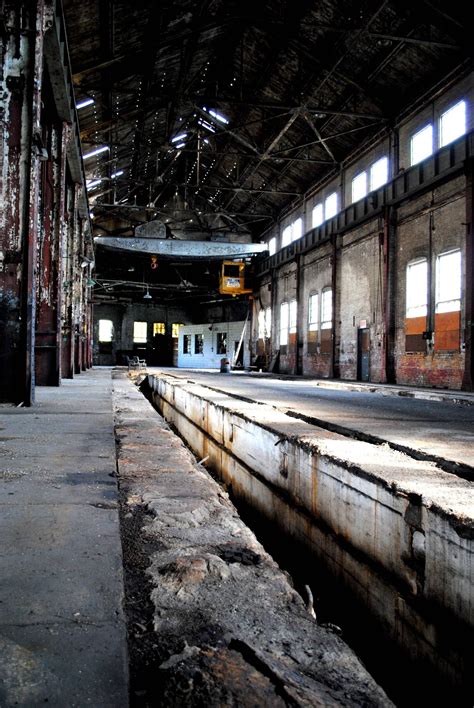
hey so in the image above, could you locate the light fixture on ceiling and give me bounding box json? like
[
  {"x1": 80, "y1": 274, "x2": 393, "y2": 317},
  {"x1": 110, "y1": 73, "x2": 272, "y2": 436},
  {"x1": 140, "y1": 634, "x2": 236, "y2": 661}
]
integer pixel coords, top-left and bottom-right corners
[
  {"x1": 76, "y1": 98, "x2": 94, "y2": 110},
  {"x1": 143, "y1": 286, "x2": 152, "y2": 300},
  {"x1": 83, "y1": 146, "x2": 109, "y2": 160}
]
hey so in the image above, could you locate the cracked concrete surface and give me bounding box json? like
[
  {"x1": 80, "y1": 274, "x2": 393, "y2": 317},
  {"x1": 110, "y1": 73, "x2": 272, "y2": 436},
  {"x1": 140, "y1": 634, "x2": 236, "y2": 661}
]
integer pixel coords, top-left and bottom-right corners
[{"x1": 113, "y1": 371, "x2": 392, "y2": 706}]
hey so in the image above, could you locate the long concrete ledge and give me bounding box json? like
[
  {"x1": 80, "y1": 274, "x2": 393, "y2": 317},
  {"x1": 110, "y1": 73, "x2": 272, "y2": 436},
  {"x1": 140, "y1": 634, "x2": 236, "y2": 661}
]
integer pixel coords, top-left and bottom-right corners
[
  {"x1": 147, "y1": 372, "x2": 474, "y2": 702},
  {"x1": 112, "y1": 372, "x2": 391, "y2": 705}
]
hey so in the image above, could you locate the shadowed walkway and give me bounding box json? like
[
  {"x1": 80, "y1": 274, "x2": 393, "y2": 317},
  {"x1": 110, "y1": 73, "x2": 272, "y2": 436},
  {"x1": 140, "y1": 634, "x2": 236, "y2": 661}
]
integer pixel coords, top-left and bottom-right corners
[{"x1": 0, "y1": 370, "x2": 128, "y2": 707}]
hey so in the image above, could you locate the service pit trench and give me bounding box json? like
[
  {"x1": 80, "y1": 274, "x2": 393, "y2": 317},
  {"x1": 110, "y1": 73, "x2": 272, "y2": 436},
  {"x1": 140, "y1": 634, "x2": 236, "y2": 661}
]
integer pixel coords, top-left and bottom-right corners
[
  {"x1": 125, "y1": 373, "x2": 473, "y2": 706},
  {"x1": 113, "y1": 371, "x2": 395, "y2": 707}
]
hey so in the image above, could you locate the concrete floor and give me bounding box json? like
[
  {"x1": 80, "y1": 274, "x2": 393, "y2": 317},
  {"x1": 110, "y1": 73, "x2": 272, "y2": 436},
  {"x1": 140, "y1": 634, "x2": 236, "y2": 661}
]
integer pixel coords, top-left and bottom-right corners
[
  {"x1": 152, "y1": 368, "x2": 474, "y2": 471},
  {"x1": 0, "y1": 371, "x2": 128, "y2": 707}
]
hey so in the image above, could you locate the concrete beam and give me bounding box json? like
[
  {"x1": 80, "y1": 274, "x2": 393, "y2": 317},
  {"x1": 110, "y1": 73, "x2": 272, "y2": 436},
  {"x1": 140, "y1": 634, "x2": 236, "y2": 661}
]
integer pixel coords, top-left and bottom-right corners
[{"x1": 94, "y1": 236, "x2": 268, "y2": 258}]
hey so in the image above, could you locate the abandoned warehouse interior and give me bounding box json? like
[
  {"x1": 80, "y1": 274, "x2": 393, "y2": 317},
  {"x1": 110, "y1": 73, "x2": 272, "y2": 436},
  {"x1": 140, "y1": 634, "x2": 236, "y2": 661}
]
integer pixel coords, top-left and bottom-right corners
[{"x1": 0, "y1": 0, "x2": 473, "y2": 706}]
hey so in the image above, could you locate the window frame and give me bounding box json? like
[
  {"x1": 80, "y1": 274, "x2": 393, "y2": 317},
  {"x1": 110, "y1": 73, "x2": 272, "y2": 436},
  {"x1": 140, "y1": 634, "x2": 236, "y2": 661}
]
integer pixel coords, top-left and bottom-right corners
[
  {"x1": 133, "y1": 321, "x2": 148, "y2": 344},
  {"x1": 406, "y1": 258, "x2": 428, "y2": 318},
  {"x1": 289, "y1": 299, "x2": 297, "y2": 334},
  {"x1": 183, "y1": 334, "x2": 191, "y2": 354},
  {"x1": 369, "y1": 156, "x2": 389, "y2": 191},
  {"x1": 194, "y1": 333, "x2": 204, "y2": 354},
  {"x1": 281, "y1": 225, "x2": 292, "y2": 248},
  {"x1": 312, "y1": 202, "x2": 323, "y2": 228},
  {"x1": 321, "y1": 288, "x2": 333, "y2": 329},
  {"x1": 439, "y1": 99, "x2": 466, "y2": 148},
  {"x1": 410, "y1": 123, "x2": 433, "y2": 166},
  {"x1": 435, "y1": 249, "x2": 461, "y2": 313},
  {"x1": 308, "y1": 293, "x2": 319, "y2": 332},
  {"x1": 351, "y1": 171, "x2": 367, "y2": 203},
  {"x1": 280, "y1": 302, "x2": 289, "y2": 346},
  {"x1": 98, "y1": 319, "x2": 113, "y2": 343},
  {"x1": 153, "y1": 322, "x2": 165, "y2": 336},
  {"x1": 324, "y1": 192, "x2": 338, "y2": 220},
  {"x1": 291, "y1": 217, "x2": 303, "y2": 243}
]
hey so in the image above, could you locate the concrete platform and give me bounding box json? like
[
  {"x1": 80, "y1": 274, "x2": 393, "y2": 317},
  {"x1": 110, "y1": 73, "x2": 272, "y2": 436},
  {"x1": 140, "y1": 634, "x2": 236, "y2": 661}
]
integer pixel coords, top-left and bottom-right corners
[
  {"x1": 146, "y1": 370, "x2": 474, "y2": 703},
  {"x1": 112, "y1": 371, "x2": 392, "y2": 706},
  {"x1": 0, "y1": 371, "x2": 128, "y2": 707},
  {"x1": 148, "y1": 367, "x2": 474, "y2": 473}
]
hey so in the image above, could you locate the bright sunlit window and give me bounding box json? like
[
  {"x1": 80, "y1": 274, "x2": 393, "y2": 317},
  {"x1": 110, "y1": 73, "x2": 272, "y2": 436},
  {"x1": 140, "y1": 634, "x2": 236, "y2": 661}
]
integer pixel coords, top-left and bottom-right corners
[
  {"x1": 258, "y1": 307, "x2": 272, "y2": 339},
  {"x1": 439, "y1": 100, "x2": 466, "y2": 148},
  {"x1": 321, "y1": 288, "x2": 332, "y2": 329},
  {"x1": 289, "y1": 299, "x2": 297, "y2": 333},
  {"x1": 281, "y1": 225, "x2": 292, "y2": 248},
  {"x1": 410, "y1": 124, "x2": 433, "y2": 165},
  {"x1": 406, "y1": 259, "x2": 428, "y2": 318},
  {"x1": 370, "y1": 157, "x2": 389, "y2": 191},
  {"x1": 325, "y1": 192, "x2": 338, "y2": 220},
  {"x1": 351, "y1": 172, "x2": 367, "y2": 203},
  {"x1": 153, "y1": 322, "x2": 165, "y2": 335},
  {"x1": 98, "y1": 319, "x2": 113, "y2": 342},
  {"x1": 268, "y1": 237, "x2": 277, "y2": 256},
  {"x1": 291, "y1": 218, "x2": 303, "y2": 242},
  {"x1": 308, "y1": 294, "x2": 319, "y2": 331},
  {"x1": 282, "y1": 217, "x2": 303, "y2": 248},
  {"x1": 265, "y1": 307, "x2": 271, "y2": 338},
  {"x1": 312, "y1": 203, "x2": 323, "y2": 228},
  {"x1": 172, "y1": 323, "x2": 183, "y2": 338},
  {"x1": 280, "y1": 302, "x2": 289, "y2": 345},
  {"x1": 133, "y1": 321, "x2": 147, "y2": 343},
  {"x1": 436, "y1": 250, "x2": 461, "y2": 313}
]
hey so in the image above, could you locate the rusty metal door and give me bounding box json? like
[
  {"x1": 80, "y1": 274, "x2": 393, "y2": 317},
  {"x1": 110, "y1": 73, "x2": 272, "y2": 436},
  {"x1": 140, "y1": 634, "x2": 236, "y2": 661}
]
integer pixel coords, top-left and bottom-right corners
[{"x1": 357, "y1": 328, "x2": 370, "y2": 381}]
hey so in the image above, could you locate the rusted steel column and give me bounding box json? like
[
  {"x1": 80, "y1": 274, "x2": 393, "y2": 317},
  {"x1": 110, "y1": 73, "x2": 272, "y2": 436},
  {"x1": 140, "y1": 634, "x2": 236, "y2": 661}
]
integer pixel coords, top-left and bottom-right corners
[
  {"x1": 295, "y1": 254, "x2": 303, "y2": 375},
  {"x1": 462, "y1": 156, "x2": 474, "y2": 391},
  {"x1": 61, "y1": 181, "x2": 75, "y2": 379},
  {"x1": 330, "y1": 233, "x2": 338, "y2": 379},
  {"x1": 0, "y1": 0, "x2": 46, "y2": 404},
  {"x1": 35, "y1": 112, "x2": 70, "y2": 384}
]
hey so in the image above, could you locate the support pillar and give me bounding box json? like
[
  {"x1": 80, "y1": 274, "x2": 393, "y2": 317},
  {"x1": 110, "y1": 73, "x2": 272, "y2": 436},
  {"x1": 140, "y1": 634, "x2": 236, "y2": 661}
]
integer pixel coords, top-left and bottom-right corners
[
  {"x1": 0, "y1": 0, "x2": 46, "y2": 405},
  {"x1": 462, "y1": 157, "x2": 474, "y2": 391}
]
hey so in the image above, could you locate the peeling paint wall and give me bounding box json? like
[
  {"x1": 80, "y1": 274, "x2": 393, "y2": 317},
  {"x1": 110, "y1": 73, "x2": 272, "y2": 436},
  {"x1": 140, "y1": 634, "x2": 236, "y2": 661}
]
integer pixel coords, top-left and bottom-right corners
[{"x1": 0, "y1": 1, "x2": 92, "y2": 403}]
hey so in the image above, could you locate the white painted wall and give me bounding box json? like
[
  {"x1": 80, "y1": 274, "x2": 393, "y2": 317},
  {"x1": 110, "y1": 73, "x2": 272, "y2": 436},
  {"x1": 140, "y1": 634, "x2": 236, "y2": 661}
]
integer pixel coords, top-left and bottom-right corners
[{"x1": 177, "y1": 320, "x2": 250, "y2": 369}]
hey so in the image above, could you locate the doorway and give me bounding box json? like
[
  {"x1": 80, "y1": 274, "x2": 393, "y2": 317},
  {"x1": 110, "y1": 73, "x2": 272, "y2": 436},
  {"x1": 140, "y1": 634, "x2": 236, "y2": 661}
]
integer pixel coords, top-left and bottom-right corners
[{"x1": 357, "y1": 328, "x2": 370, "y2": 381}]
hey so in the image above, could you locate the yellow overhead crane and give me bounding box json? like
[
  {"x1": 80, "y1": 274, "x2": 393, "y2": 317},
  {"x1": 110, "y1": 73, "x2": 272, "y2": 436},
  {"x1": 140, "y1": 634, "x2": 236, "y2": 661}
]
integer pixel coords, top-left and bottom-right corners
[{"x1": 219, "y1": 260, "x2": 253, "y2": 296}]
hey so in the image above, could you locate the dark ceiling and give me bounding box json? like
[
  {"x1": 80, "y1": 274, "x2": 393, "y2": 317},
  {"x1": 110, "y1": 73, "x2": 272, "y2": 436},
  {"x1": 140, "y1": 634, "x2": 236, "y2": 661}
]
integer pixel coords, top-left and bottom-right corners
[{"x1": 61, "y1": 0, "x2": 471, "y2": 303}]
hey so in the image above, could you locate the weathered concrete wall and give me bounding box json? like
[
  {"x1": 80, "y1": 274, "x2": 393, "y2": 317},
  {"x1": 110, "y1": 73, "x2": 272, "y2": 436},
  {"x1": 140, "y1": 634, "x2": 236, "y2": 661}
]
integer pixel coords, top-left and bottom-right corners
[
  {"x1": 395, "y1": 178, "x2": 466, "y2": 388},
  {"x1": 113, "y1": 372, "x2": 392, "y2": 705},
  {"x1": 148, "y1": 373, "x2": 474, "y2": 701},
  {"x1": 254, "y1": 73, "x2": 473, "y2": 389},
  {"x1": 92, "y1": 302, "x2": 190, "y2": 365}
]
